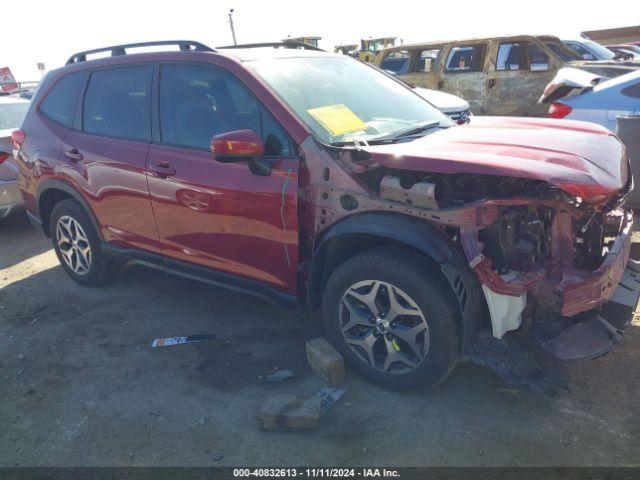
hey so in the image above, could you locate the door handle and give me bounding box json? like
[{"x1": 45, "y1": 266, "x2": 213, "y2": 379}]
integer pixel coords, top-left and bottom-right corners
[
  {"x1": 65, "y1": 149, "x2": 83, "y2": 162},
  {"x1": 149, "y1": 161, "x2": 176, "y2": 178},
  {"x1": 488, "y1": 78, "x2": 496, "y2": 89}
]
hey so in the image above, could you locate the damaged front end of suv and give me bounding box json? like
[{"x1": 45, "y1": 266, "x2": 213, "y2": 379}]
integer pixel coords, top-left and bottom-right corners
[
  {"x1": 301, "y1": 115, "x2": 638, "y2": 393},
  {"x1": 248, "y1": 52, "x2": 638, "y2": 392}
]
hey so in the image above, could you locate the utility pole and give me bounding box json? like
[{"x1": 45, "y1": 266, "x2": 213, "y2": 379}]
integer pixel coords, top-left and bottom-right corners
[{"x1": 228, "y1": 9, "x2": 237, "y2": 46}]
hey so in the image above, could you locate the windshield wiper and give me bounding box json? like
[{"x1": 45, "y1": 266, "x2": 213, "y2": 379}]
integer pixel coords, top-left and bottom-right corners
[
  {"x1": 329, "y1": 121, "x2": 441, "y2": 147},
  {"x1": 371, "y1": 121, "x2": 441, "y2": 142}
]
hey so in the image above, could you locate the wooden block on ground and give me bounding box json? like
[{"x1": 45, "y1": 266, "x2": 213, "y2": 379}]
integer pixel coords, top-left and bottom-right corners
[
  {"x1": 306, "y1": 337, "x2": 345, "y2": 387},
  {"x1": 257, "y1": 394, "x2": 321, "y2": 431}
]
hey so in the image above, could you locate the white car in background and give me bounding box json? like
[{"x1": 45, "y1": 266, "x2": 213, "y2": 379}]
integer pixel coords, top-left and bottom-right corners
[
  {"x1": 539, "y1": 68, "x2": 640, "y2": 131},
  {"x1": 413, "y1": 87, "x2": 471, "y2": 124},
  {"x1": 0, "y1": 96, "x2": 30, "y2": 219},
  {"x1": 384, "y1": 68, "x2": 471, "y2": 124}
]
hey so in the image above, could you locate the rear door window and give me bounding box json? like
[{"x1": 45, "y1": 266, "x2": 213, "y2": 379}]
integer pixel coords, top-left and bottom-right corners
[
  {"x1": 416, "y1": 49, "x2": 440, "y2": 72},
  {"x1": 82, "y1": 66, "x2": 152, "y2": 141},
  {"x1": 380, "y1": 50, "x2": 411, "y2": 74},
  {"x1": 496, "y1": 43, "x2": 523, "y2": 70},
  {"x1": 159, "y1": 64, "x2": 293, "y2": 156},
  {"x1": 445, "y1": 45, "x2": 485, "y2": 72},
  {"x1": 528, "y1": 44, "x2": 550, "y2": 71},
  {"x1": 39, "y1": 72, "x2": 85, "y2": 127}
]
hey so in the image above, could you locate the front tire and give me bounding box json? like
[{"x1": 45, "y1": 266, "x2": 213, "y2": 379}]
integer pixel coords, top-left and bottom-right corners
[
  {"x1": 321, "y1": 247, "x2": 461, "y2": 390},
  {"x1": 50, "y1": 199, "x2": 115, "y2": 286}
]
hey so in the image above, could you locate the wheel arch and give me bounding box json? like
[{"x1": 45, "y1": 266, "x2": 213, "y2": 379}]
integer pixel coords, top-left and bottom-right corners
[
  {"x1": 36, "y1": 179, "x2": 102, "y2": 240},
  {"x1": 308, "y1": 212, "x2": 487, "y2": 355}
]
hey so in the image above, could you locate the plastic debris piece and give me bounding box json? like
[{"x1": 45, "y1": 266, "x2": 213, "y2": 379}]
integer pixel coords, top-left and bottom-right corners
[{"x1": 317, "y1": 387, "x2": 347, "y2": 415}]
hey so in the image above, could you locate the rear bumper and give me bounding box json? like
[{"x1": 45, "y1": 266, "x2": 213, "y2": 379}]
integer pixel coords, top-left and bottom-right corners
[{"x1": 0, "y1": 180, "x2": 24, "y2": 218}]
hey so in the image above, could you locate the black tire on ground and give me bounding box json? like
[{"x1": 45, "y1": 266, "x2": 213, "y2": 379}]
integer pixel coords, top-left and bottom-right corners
[
  {"x1": 49, "y1": 199, "x2": 115, "y2": 286},
  {"x1": 321, "y1": 246, "x2": 461, "y2": 390}
]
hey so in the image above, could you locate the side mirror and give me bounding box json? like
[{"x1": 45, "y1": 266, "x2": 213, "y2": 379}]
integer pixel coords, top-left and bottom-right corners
[
  {"x1": 211, "y1": 129, "x2": 264, "y2": 163},
  {"x1": 211, "y1": 129, "x2": 271, "y2": 176}
]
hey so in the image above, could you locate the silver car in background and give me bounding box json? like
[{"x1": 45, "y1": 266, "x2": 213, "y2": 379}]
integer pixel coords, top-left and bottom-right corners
[
  {"x1": 413, "y1": 87, "x2": 471, "y2": 124},
  {"x1": 539, "y1": 68, "x2": 640, "y2": 131},
  {"x1": 0, "y1": 96, "x2": 30, "y2": 219},
  {"x1": 563, "y1": 39, "x2": 619, "y2": 61}
]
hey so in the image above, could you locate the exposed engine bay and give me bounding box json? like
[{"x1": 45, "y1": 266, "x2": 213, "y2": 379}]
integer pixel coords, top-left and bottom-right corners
[
  {"x1": 480, "y1": 206, "x2": 551, "y2": 273},
  {"x1": 300, "y1": 118, "x2": 638, "y2": 393},
  {"x1": 349, "y1": 165, "x2": 634, "y2": 326},
  {"x1": 361, "y1": 169, "x2": 629, "y2": 277}
]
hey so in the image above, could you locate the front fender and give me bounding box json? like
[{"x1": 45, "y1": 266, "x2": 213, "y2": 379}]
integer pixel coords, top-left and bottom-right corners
[{"x1": 310, "y1": 212, "x2": 487, "y2": 356}]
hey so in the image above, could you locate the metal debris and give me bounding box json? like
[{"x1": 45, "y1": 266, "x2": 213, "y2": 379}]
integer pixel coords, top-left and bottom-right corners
[
  {"x1": 263, "y1": 369, "x2": 295, "y2": 383},
  {"x1": 151, "y1": 335, "x2": 214, "y2": 348}
]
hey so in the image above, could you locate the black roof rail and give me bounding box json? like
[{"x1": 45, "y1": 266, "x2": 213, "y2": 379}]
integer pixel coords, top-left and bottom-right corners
[
  {"x1": 66, "y1": 40, "x2": 215, "y2": 65},
  {"x1": 217, "y1": 42, "x2": 325, "y2": 52}
]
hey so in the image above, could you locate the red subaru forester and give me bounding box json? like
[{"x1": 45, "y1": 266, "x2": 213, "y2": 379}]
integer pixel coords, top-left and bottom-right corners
[{"x1": 14, "y1": 40, "x2": 640, "y2": 392}]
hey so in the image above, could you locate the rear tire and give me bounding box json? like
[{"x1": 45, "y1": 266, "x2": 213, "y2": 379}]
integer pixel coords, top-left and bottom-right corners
[
  {"x1": 49, "y1": 199, "x2": 115, "y2": 286},
  {"x1": 321, "y1": 247, "x2": 460, "y2": 390}
]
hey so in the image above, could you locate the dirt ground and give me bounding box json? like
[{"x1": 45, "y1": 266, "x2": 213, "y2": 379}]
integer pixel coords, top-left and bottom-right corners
[{"x1": 1, "y1": 213, "x2": 639, "y2": 467}]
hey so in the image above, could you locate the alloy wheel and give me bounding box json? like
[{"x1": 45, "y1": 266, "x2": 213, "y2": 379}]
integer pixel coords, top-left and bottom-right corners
[
  {"x1": 339, "y1": 280, "x2": 430, "y2": 374},
  {"x1": 56, "y1": 215, "x2": 92, "y2": 275}
]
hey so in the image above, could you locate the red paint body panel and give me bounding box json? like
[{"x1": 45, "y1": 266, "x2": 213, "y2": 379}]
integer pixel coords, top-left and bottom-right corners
[
  {"x1": 146, "y1": 145, "x2": 299, "y2": 294},
  {"x1": 60, "y1": 128, "x2": 161, "y2": 253},
  {"x1": 364, "y1": 116, "x2": 627, "y2": 201}
]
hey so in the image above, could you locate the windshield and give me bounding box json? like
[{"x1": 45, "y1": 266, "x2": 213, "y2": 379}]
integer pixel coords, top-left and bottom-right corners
[
  {"x1": 0, "y1": 101, "x2": 29, "y2": 130},
  {"x1": 247, "y1": 56, "x2": 450, "y2": 145},
  {"x1": 545, "y1": 42, "x2": 581, "y2": 62},
  {"x1": 583, "y1": 40, "x2": 616, "y2": 60}
]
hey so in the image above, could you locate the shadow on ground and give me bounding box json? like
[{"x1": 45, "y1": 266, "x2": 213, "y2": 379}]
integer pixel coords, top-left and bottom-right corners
[
  {"x1": 0, "y1": 214, "x2": 51, "y2": 271},
  {"x1": 0, "y1": 228, "x2": 639, "y2": 467}
]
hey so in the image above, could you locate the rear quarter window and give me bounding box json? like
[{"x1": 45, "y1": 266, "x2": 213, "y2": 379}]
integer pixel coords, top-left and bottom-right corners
[{"x1": 39, "y1": 72, "x2": 85, "y2": 127}]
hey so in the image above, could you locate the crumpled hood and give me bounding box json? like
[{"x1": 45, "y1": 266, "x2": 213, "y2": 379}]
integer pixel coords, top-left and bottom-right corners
[{"x1": 363, "y1": 116, "x2": 628, "y2": 201}]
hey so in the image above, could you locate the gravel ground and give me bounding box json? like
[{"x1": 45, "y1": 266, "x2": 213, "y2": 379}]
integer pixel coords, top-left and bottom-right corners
[{"x1": 1, "y1": 214, "x2": 639, "y2": 467}]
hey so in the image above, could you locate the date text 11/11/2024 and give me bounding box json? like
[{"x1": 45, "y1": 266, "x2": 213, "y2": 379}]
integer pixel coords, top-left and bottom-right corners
[{"x1": 232, "y1": 468, "x2": 401, "y2": 478}]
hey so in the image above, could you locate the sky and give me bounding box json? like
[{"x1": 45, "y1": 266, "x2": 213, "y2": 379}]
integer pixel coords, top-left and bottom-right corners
[{"x1": 0, "y1": 0, "x2": 634, "y2": 80}]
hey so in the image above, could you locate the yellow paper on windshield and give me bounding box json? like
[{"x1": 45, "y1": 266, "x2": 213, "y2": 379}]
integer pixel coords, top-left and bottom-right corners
[{"x1": 307, "y1": 104, "x2": 367, "y2": 136}]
